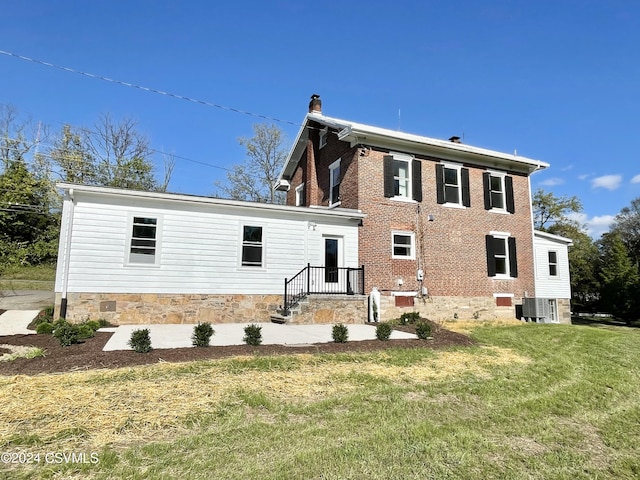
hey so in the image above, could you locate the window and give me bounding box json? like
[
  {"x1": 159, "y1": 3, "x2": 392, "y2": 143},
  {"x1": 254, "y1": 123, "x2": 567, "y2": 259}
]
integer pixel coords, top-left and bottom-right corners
[
  {"x1": 383, "y1": 154, "x2": 422, "y2": 201},
  {"x1": 329, "y1": 159, "x2": 341, "y2": 205},
  {"x1": 241, "y1": 225, "x2": 263, "y2": 267},
  {"x1": 548, "y1": 251, "x2": 558, "y2": 276},
  {"x1": 483, "y1": 171, "x2": 515, "y2": 213},
  {"x1": 436, "y1": 163, "x2": 470, "y2": 207},
  {"x1": 319, "y1": 128, "x2": 328, "y2": 149},
  {"x1": 129, "y1": 216, "x2": 158, "y2": 264},
  {"x1": 486, "y1": 233, "x2": 518, "y2": 278},
  {"x1": 392, "y1": 231, "x2": 415, "y2": 259},
  {"x1": 295, "y1": 183, "x2": 305, "y2": 206}
]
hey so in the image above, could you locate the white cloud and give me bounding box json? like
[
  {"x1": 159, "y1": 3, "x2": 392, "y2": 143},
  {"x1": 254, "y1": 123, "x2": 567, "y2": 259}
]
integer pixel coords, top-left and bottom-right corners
[
  {"x1": 591, "y1": 174, "x2": 622, "y2": 191},
  {"x1": 631, "y1": 174, "x2": 640, "y2": 184},
  {"x1": 567, "y1": 212, "x2": 616, "y2": 238},
  {"x1": 539, "y1": 177, "x2": 564, "y2": 187},
  {"x1": 578, "y1": 174, "x2": 590, "y2": 181}
]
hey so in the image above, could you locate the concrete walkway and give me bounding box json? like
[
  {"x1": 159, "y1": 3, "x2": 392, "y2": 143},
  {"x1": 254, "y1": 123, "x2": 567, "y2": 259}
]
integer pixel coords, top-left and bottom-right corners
[
  {"x1": 0, "y1": 310, "x2": 40, "y2": 335},
  {"x1": 103, "y1": 323, "x2": 417, "y2": 351}
]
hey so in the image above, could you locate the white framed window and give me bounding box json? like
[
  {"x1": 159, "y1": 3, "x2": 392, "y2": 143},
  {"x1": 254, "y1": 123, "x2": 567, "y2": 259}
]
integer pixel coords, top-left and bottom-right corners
[
  {"x1": 128, "y1": 215, "x2": 160, "y2": 265},
  {"x1": 392, "y1": 231, "x2": 415, "y2": 259},
  {"x1": 393, "y1": 157, "x2": 411, "y2": 198},
  {"x1": 241, "y1": 225, "x2": 264, "y2": 267},
  {"x1": 486, "y1": 232, "x2": 518, "y2": 278},
  {"x1": 548, "y1": 250, "x2": 558, "y2": 276},
  {"x1": 319, "y1": 127, "x2": 328, "y2": 149},
  {"x1": 483, "y1": 170, "x2": 515, "y2": 213},
  {"x1": 295, "y1": 183, "x2": 305, "y2": 206},
  {"x1": 437, "y1": 162, "x2": 470, "y2": 207},
  {"x1": 329, "y1": 159, "x2": 341, "y2": 206}
]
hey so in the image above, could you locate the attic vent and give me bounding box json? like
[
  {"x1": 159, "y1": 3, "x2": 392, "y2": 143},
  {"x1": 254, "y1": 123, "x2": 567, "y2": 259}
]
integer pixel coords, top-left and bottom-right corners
[{"x1": 449, "y1": 136, "x2": 461, "y2": 143}]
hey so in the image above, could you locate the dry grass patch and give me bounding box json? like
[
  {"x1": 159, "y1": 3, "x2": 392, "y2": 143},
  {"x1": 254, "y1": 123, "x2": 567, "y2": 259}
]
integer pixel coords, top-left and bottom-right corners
[
  {"x1": 443, "y1": 318, "x2": 524, "y2": 334},
  {"x1": 0, "y1": 347, "x2": 526, "y2": 451}
]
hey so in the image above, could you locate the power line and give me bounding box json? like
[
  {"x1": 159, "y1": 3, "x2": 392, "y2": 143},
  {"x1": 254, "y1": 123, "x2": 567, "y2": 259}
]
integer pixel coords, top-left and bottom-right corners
[{"x1": 0, "y1": 49, "x2": 300, "y2": 127}]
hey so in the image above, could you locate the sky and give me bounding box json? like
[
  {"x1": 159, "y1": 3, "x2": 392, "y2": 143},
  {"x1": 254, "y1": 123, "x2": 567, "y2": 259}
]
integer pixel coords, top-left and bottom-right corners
[{"x1": 1, "y1": 0, "x2": 639, "y2": 238}]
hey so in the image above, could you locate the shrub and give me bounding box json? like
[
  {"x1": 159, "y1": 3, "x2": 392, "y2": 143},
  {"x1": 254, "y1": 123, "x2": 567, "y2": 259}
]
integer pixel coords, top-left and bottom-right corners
[
  {"x1": 399, "y1": 312, "x2": 420, "y2": 325},
  {"x1": 243, "y1": 324, "x2": 262, "y2": 346},
  {"x1": 192, "y1": 322, "x2": 215, "y2": 347},
  {"x1": 53, "y1": 320, "x2": 80, "y2": 347},
  {"x1": 128, "y1": 328, "x2": 152, "y2": 353},
  {"x1": 35, "y1": 322, "x2": 54, "y2": 335},
  {"x1": 84, "y1": 320, "x2": 101, "y2": 332},
  {"x1": 98, "y1": 318, "x2": 110, "y2": 328},
  {"x1": 332, "y1": 323, "x2": 349, "y2": 343},
  {"x1": 376, "y1": 322, "x2": 392, "y2": 341},
  {"x1": 77, "y1": 324, "x2": 95, "y2": 339},
  {"x1": 415, "y1": 321, "x2": 432, "y2": 340}
]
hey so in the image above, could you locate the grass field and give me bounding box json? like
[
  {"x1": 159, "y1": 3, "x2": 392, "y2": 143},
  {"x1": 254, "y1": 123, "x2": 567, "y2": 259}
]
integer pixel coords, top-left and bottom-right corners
[
  {"x1": 1, "y1": 321, "x2": 639, "y2": 479},
  {"x1": 0, "y1": 264, "x2": 56, "y2": 290}
]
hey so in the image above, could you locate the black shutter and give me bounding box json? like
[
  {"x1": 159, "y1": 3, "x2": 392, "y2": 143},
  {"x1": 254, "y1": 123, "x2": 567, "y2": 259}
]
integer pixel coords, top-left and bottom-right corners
[
  {"x1": 486, "y1": 235, "x2": 496, "y2": 277},
  {"x1": 383, "y1": 156, "x2": 394, "y2": 198},
  {"x1": 412, "y1": 159, "x2": 422, "y2": 202},
  {"x1": 483, "y1": 172, "x2": 492, "y2": 210},
  {"x1": 505, "y1": 176, "x2": 515, "y2": 213},
  {"x1": 461, "y1": 168, "x2": 471, "y2": 207},
  {"x1": 435, "y1": 164, "x2": 445, "y2": 204},
  {"x1": 508, "y1": 237, "x2": 518, "y2": 278}
]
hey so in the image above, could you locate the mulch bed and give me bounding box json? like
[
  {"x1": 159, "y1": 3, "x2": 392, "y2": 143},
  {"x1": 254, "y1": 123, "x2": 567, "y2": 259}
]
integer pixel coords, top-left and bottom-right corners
[{"x1": 0, "y1": 324, "x2": 475, "y2": 376}]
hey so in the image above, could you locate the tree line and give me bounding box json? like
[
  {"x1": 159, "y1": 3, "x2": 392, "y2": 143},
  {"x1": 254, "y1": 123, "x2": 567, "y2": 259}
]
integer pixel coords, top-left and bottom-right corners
[
  {"x1": 533, "y1": 189, "x2": 640, "y2": 324},
  {"x1": 0, "y1": 104, "x2": 286, "y2": 272}
]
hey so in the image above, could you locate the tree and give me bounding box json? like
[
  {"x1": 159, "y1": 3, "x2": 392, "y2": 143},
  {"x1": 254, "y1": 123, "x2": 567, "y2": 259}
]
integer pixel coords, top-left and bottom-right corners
[
  {"x1": 598, "y1": 232, "x2": 640, "y2": 323},
  {"x1": 611, "y1": 197, "x2": 640, "y2": 268},
  {"x1": 532, "y1": 188, "x2": 582, "y2": 230},
  {"x1": 49, "y1": 114, "x2": 167, "y2": 191},
  {"x1": 214, "y1": 124, "x2": 287, "y2": 203},
  {"x1": 533, "y1": 188, "x2": 599, "y2": 310}
]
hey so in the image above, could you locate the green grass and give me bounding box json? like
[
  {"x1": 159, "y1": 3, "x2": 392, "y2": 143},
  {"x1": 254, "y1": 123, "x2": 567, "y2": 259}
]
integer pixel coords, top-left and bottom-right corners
[
  {"x1": 3, "y1": 323, "x2": 640, "y2": 479},
  {"x1": 0, "y1": 264, "x2": 55, "y2": 290}
]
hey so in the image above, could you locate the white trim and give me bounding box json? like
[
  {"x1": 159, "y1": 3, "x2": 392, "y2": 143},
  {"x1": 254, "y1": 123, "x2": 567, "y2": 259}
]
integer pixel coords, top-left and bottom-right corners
[
  {"x1": 295, "y1": 183, "x2": 305, "y2": 206},
  {"x1": 486, "y1": 170, "x2": 508, "y2": 213},
  {"x1": 493, "y1": 293, "x2": 514, "y2": 298},
  {"x1": 239, "y1": 223, "x2": 266, "y2": 270},
  {"x1": 390, "y1": 152, "x2": 413, "y2": 200},
  {"x1": 319, "y1": 127, "x2": 328, "y2": 149},
  {"x1": 392, "y1": 231, "x2": 416, "y2": 260},
  {"x1": 392, "y1": 291, "x2": 417, "y2": 297},
  {"x1": 125, "y1": 213, "x2": 162, "y2": 267},
  {"x1": 490, "y1": 230, "x2": 511, "y2": 237},
  {"x1": 329, "y1": 158, "x2": 341, "y2": 207},
  {"x1": 440, "y1": 162, "x2": 465, "y2": 208}
]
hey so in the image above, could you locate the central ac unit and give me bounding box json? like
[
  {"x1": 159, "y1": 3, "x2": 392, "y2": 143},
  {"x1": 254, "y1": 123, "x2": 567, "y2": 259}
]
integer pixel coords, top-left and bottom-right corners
[{"x1": 522, "y1": 297, "x2": 550, "y2": 320}]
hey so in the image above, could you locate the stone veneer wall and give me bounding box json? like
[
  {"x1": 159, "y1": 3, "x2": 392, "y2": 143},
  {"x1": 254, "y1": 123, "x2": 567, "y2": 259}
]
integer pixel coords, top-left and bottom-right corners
[
  {"x1": 55, "y1": 292, "x2": 283, "y2": 325},
  {"x1": 376, "y1": 295, "x2": 522, "y2": 323},
  {"x1": 289, "y1": 295, "x2": 368, "y2": 324},
  {"x1": 557, "y1": 299, "x2": 572, "y2": 324}
]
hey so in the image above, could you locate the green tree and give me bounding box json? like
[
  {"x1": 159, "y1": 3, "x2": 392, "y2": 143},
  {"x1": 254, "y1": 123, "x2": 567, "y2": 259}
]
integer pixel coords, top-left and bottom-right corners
[
  {"x1": 611, "y1": 197, "x2": 640, "y2": 268},
  {"x1": 215, "y1": 123, "x2": 287, "y2": 203},
  {"x1": 532, "y1": 188, "x2": 582, "y2": 230},
  {"x1": 598, "y1": 232, "x2": 639, "y2": 324},
  {"x1": 49, "y1": 114, "x2": 168, "y2": 191}
]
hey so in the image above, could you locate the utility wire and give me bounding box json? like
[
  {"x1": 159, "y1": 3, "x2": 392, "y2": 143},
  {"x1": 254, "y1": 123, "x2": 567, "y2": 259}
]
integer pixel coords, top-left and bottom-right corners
[{"x1": 0, "y1": 49, "x2": 300, "y2": 127}]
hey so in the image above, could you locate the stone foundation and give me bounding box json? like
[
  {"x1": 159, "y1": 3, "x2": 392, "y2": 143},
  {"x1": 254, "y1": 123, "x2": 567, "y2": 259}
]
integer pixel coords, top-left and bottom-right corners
[
  {"x1": 55, "y1": 292, "x2": 283, "y2": 325},
  {"x1": 290, "y1": 295, "x2": 367, "y2": 324},
  {"x1": 376, "y1": 294, "x2": 521, "y2": 322}
]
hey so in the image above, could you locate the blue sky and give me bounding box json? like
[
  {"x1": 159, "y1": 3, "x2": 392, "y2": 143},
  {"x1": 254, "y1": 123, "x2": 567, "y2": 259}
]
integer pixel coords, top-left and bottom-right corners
[{"x1": 1, "y1": 0, "x2": 639, "y2": 238}]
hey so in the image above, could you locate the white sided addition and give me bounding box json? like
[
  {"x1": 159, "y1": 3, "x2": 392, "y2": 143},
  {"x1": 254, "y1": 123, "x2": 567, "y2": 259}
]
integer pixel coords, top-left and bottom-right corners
[{"x1": 54, "y1": 184, "x2": 364, "y2": 325}]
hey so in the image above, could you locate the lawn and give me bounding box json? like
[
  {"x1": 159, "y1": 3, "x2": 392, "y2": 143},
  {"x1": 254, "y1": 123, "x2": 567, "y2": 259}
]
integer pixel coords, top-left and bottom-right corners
[
  {"x1": 0, "y1": 264, "x2": 56, "y2": 290},
  {"x1": 1, "y1": 322, "x2": 639, "y2": 479}
]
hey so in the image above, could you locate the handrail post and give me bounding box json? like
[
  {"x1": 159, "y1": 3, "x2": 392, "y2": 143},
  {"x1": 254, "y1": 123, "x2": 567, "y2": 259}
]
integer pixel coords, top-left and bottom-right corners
[
  {"x1": 283, "y1": 276, "x2": 289, "y2": 315},
  {"x1": 306, "y1": 263, "x2": 311, "y2": 295},
  {"x1": 360, "y1": 265, "x2": 365, "y2": 295}
]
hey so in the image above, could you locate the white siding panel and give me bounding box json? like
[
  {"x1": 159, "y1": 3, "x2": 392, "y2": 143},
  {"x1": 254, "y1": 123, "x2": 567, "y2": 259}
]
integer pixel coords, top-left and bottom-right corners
[
  {"x1": 533, "y1": 236, "x2": 571, "y2": 299},
  {"x1": 63, "y1": 194, "x2": 361, "y2": 295}
]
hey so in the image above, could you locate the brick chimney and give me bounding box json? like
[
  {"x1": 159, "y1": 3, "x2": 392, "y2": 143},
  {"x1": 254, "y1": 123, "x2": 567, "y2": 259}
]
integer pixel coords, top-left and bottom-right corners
[{"x1": 308, "y1": 94, "x2": 322, "y2": 114}]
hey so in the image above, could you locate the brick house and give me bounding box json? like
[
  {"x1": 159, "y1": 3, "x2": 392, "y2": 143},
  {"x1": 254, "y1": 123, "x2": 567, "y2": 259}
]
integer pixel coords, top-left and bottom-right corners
[{"x1": 276, "y1": 95, "x2": 566, "y2": 322}]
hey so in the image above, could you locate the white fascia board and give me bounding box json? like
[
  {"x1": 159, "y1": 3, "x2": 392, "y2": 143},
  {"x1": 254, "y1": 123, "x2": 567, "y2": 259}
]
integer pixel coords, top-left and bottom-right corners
[
  {"x1": 56, "y1": 183, "x2": 366, "y2": 222},
  {"x1": 534, "y1": 230, "x2": 574, "y2": 246}
]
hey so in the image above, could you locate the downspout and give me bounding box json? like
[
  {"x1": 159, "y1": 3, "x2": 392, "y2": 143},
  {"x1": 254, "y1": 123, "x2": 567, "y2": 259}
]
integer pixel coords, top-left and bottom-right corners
[
  {"x1": 59, "y1": 188, "x2": 75, "y2": 319},
  {"x1": 527, "y1": 162, "x2": 543, "y2": 299}
]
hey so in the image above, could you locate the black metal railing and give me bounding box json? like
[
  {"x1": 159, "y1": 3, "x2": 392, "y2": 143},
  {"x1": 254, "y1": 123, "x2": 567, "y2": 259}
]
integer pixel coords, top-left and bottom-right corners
[{"x1": 283, "y1": 264, "x2": 365, "y2": 315}]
